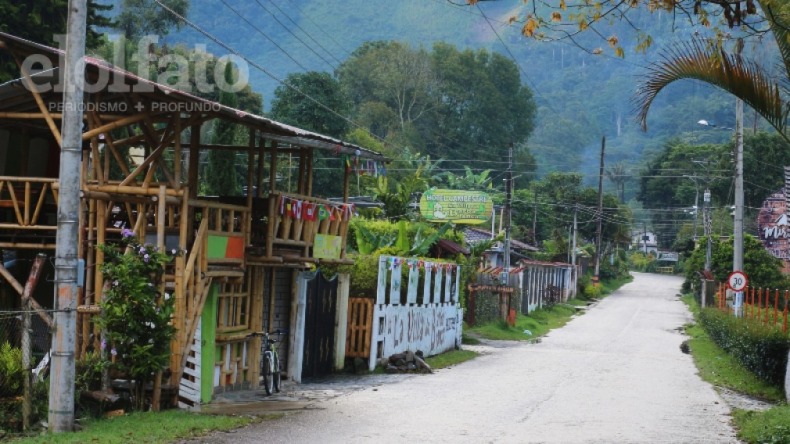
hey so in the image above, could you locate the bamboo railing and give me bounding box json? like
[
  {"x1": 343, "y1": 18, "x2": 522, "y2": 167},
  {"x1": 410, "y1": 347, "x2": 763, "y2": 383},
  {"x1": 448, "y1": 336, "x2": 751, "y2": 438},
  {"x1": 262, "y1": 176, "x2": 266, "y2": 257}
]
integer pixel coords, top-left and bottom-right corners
[{"x1": 264, "y1": 191, "x2": 351, "y2": 261}]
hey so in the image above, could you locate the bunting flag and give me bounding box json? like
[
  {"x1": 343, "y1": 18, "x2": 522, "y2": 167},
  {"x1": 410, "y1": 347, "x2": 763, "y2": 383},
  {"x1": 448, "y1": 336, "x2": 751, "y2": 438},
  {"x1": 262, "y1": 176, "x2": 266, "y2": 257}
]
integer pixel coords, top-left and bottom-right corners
[
  {"x1": 304, "y1": 203, "x2": 317, "y2": 221},
  {"x1": 278, "y1": 196, "x2": 351, "y2": 222},
  {"x1": 318, "y1": 204, "x2": 330, "y2": 221},
  {"x1": 291, "y1": 200, "x2": 303, "y2": 219}
]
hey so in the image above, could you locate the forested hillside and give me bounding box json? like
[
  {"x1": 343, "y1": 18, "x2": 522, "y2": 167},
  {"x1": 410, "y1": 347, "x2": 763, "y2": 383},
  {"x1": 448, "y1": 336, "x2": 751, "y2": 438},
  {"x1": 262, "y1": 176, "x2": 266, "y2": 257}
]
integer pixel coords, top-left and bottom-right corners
[{"x1": 146, "y1": 1, "x2": 771, "y2": 194}]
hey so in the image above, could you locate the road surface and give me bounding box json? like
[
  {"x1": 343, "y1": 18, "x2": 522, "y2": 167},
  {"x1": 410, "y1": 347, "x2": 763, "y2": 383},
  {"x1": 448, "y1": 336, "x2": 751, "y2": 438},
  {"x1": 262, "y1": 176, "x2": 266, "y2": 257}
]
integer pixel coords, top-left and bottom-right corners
[{"x1": 194, "y1": 272, "x2": 739, "y2": 443}]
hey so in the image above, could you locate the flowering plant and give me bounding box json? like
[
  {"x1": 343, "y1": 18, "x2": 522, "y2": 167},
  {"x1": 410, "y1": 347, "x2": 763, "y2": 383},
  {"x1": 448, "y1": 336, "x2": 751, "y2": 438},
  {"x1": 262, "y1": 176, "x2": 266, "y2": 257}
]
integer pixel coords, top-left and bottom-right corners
[{"x1": 95, "y1": 229, "x2": 179, "y2": 409}]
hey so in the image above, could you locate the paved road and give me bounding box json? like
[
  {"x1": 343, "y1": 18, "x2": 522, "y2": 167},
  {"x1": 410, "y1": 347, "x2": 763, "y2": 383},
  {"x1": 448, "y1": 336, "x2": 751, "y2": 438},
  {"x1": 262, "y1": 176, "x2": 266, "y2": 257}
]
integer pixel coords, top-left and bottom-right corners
[{"x1": 194, "y1": 272, "x2": 739, "y2": 443}]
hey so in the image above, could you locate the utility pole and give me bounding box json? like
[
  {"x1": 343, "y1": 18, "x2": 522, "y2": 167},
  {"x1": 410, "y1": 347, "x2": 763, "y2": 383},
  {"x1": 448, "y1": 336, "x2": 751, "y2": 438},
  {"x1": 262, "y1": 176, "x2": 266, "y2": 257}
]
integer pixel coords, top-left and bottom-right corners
[
  {"x1": 593, "y1": 136, "x2": 605, "y2": 285},
  {"x1": 571, "y1": 205, "x2": 577, "y2": 267},
  {"x1": 532, "y1": 190, "x2": 538, "y2": 245},
  {"x1": 702, "y1": 188, "x2": 712, "y2": 307},
  {"x1": 49, "y1": 0, "x2": 87, "y2": 432},
  {"x1": 734, "y1": 98, "x2": 744, "y2": 273},
  {"x1": 733, "y1": 98, "x2": 745, "y2": 316},
  {"x1": 504, "y1": 144, "x2": 513, "y2": 275}
]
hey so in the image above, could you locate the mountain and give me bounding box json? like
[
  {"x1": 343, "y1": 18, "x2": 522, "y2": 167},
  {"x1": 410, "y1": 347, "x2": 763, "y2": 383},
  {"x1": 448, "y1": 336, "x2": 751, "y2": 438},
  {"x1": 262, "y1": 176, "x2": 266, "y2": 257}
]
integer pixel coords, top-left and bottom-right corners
[{"x1": 104, "y1": 0, "x2": 769, "y2": 196}]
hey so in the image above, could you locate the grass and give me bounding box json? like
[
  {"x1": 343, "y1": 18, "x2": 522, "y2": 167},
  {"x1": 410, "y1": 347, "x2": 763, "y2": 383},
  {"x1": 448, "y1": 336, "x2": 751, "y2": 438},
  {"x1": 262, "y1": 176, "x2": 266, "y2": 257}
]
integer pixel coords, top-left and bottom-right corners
[
  {"x1": 680, "y1": 294, "x2": 790, "y2": 444},
  {"x1": 733, "y1": 406, "x2": 790, "y2": 444},
  {"x1": 464, "y1": 274, "x2": 633, "y2": 342},
  {"x1": 599, "y1": 274, "x2": 634, "y2": 295},
  {"x1": 683, "y1": 321, "x2": 785, "y2": 402},
  {"x1": 424, "y1": 349, "x2": 478, "y2": 368},
  {"x1": 10, "y1": 410, "x2": 264, "y2": 444},
  {"x1": 465, "y1": 302, "x2": 582, "y2": 341}
]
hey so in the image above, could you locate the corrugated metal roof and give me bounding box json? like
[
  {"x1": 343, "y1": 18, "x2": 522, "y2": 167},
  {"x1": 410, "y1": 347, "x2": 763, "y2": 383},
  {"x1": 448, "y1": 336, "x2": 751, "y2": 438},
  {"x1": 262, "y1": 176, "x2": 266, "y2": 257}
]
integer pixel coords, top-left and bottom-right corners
[{"x1": 0, "y1": 31, "x2": 386, "y2": 161}]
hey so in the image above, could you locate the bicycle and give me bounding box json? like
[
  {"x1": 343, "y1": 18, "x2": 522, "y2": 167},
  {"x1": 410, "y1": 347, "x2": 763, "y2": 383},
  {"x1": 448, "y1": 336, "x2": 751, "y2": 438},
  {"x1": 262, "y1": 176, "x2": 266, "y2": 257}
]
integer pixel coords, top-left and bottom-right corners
[{"x1": 246, "y1": 329, "x2": 286, "y2": 395}]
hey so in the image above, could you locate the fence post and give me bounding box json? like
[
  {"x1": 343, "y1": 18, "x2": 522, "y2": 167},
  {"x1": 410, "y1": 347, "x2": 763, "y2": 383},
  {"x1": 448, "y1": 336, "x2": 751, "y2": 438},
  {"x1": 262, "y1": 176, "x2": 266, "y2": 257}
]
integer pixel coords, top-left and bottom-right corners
[{"x1": 22, "y1": 298, "x2": 31, "y2": 431}]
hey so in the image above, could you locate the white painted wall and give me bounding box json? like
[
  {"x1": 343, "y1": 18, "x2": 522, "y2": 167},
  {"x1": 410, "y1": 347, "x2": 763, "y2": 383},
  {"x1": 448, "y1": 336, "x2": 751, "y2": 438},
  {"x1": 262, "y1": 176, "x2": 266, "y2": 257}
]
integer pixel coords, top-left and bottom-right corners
[{"x1": 368, "y1": 255, "x2": 463, "y2": 371}]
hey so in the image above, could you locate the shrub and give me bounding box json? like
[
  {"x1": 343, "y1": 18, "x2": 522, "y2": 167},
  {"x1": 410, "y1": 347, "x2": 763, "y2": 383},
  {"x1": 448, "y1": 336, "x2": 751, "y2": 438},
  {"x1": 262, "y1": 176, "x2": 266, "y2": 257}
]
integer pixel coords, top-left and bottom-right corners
[
  {"x1": 0, "y1": 341, "x2": 22, "y2": 397},
  {"x1": 698, "y1": 308, "x2": 790, "y2": 387},
  {"x1": 96, "y1": 229, "x2": 179, "y2": 411}
]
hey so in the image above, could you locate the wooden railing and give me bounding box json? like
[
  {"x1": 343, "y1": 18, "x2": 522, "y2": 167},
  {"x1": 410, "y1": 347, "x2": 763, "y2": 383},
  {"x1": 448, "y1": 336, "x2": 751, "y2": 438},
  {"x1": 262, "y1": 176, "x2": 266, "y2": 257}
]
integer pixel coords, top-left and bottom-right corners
[
  {"x1": 189, "y1": 199, "x2": 249, "y2": 270},
  {"x1": 715, "y1": 284, "x2": 789, "y2": 333},
  {"x1": 264, "y1": 191, "x2": 352, "y2": 261},
  {"x1": 0, "y1": 176, "x2": 58, "y2": 231}
]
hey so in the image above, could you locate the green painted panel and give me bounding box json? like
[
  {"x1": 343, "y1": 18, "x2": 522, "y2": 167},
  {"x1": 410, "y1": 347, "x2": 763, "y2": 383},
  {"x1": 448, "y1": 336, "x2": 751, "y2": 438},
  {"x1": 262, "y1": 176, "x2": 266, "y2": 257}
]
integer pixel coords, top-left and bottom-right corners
[
  {"x1": 200, "y1": 283, "x2": 218, "y2": 403},
  {"x1": 207, "y1": 235, "x2": 229, "y2": 259}
]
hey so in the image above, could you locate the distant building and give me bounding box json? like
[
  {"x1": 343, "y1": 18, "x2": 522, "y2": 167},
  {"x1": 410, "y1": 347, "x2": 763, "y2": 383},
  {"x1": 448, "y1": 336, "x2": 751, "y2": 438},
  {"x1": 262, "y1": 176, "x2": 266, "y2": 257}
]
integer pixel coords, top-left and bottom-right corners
[{"x1": 631, "y1": 230, "x2": 658, "y2": 255}]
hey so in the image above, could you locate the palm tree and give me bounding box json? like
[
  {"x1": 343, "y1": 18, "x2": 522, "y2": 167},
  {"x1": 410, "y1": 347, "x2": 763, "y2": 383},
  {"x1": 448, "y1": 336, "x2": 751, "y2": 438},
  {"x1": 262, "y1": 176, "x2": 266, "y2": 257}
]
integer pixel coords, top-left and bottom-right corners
[{"x1": 635, "y1": 1, "x2": 790, "y2": 142}]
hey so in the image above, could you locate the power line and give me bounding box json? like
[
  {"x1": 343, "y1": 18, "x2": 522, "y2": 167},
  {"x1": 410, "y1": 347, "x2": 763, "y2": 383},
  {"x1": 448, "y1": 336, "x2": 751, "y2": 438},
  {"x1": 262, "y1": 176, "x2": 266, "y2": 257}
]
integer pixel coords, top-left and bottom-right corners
[{"x1": 251, "y1": 0, "x2": 340, "y2": 70}]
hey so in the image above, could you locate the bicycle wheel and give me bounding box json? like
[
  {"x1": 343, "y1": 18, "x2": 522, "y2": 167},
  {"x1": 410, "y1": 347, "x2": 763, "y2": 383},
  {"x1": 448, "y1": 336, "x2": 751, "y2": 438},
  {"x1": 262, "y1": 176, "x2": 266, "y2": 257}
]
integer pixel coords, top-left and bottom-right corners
[
  {"x1": 272, "y1": 354, "x2": 281, "y2": 393},
  {"x1": 261, "y1": 355, "x2": 273, "y2": 395}
]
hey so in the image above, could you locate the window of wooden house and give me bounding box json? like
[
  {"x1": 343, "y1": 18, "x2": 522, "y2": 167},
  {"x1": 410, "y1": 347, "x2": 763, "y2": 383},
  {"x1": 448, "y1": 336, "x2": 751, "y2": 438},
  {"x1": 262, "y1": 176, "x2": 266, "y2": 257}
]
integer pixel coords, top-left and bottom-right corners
[{"x1": 216, "y1": 279, "x2": 249, "y2": 333}]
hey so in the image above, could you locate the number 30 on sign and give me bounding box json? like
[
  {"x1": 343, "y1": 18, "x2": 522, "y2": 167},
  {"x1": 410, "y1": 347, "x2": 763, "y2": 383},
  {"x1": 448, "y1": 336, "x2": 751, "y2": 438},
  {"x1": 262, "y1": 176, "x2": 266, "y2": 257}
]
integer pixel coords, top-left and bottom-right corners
[{"x1": 727, "y1": 271, "x2": 748, "y2": 292}]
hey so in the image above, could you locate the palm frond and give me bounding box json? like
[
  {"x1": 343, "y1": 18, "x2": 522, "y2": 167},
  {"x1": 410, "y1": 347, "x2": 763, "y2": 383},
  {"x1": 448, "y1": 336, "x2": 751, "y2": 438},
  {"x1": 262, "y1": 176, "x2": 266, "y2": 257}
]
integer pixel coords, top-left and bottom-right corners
[
  {"x1": 763, "y1": 1, "x2": 790, "y2": 79},
  {"x1": 635, "y1": 38, "x2": 788, "y2": 137}
]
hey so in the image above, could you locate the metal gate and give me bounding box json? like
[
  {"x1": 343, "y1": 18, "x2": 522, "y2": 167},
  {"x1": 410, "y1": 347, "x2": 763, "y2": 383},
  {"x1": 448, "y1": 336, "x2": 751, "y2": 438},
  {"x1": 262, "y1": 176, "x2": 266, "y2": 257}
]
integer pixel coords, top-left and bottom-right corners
[{"x1": 302, "y1": 271, "x2": 337, "y2": 379}]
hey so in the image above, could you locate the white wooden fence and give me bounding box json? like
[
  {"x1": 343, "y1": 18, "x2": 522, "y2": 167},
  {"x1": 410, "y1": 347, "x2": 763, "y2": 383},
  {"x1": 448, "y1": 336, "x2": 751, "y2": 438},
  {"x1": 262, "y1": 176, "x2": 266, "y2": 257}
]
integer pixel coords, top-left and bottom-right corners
[{"x1": 368, "y1": 255, "x2": 463, "y2": 371}]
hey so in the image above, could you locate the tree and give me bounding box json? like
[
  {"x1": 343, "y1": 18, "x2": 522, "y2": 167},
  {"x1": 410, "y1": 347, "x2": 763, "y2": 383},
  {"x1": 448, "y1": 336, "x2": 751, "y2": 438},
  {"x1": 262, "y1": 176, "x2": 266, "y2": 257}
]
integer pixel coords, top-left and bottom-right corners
[
  {"x1": 116, "y1": 0, "x2": 189, "y2": 40},
  {"x1": 685, "y1": 235, "x2": 788, "y2": 289},
  {"x1": 513, "y1": 172, "x2": 630, "y2": 252},
  {"x1": 0, "y1": 0, "x2": 113, "y2": 81},
  {"x1": 270, "y1": 72, "x2": 351, "y2": 138},
  {"x1": 269, "y1": 71, "x2": 352, "y2": 197},
  {"x1": 205, "y1": 62, "x2": 241, "y2": 196},
  {"x1": 639, "y1": 132, "x2": 790, "y2": 247},
  {"x1": 466, "y1": 1, "x2": 767, "y2": 57},
  {"x1": 427, "y1": 42, "x2": 536, "y2": 167},
  {"x1": 336, "y1": 41, "x2": 537, "y2": 176},
  {"x1": 336, "y1": 41, "x2": 438, "y2": 132}
]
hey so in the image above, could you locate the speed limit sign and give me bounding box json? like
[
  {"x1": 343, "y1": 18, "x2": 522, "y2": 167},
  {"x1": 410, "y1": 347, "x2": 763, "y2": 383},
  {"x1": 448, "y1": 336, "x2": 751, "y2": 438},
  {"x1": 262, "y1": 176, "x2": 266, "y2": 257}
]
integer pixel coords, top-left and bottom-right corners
[{"x1": 727, "y1": 271, "x2": 748, "y2": 292}]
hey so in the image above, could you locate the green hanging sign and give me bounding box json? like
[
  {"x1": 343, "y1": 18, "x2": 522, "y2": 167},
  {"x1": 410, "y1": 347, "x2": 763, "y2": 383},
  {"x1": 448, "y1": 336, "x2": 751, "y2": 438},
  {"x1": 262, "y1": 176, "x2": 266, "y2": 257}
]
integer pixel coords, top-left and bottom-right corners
[{"x1": 419, "y1": 189, "x2": 492, "y2": 225}]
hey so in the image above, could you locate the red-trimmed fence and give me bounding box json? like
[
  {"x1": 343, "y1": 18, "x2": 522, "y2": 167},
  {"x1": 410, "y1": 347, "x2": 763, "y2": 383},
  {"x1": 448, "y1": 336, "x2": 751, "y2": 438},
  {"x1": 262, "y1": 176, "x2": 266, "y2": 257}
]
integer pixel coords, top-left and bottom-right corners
[{"x1": 715, "y1": 284, "x2": 789, "y2": 333}]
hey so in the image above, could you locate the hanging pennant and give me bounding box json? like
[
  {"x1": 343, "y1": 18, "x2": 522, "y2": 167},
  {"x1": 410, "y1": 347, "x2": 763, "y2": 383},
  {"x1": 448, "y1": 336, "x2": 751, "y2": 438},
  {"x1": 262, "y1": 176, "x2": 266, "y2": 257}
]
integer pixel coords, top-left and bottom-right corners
[
  {"x1": 292, "y1": 200, "x2": 303, "y2": 220},
  {"x1": 318, "y1": 204, "x2": 330, "y2": 221},
  {"x1": 304, "y1": 202, "x2": 317, "y2": 221}
]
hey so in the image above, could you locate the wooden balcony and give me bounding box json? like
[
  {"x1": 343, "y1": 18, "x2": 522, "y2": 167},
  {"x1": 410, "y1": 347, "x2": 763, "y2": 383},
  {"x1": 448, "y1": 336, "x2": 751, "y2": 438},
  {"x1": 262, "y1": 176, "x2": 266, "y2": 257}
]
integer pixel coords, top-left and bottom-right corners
[{"x1": 248, "y1": 191, "x2": 352, "y2": 265}]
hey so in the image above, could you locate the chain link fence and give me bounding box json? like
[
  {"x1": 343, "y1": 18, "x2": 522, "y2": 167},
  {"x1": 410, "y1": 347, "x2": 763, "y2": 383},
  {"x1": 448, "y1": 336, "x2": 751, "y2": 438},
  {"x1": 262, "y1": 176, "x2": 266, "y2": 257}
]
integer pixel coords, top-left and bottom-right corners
[{"x1": 1, "y1": 308, "x2": 55, "y2": 433}]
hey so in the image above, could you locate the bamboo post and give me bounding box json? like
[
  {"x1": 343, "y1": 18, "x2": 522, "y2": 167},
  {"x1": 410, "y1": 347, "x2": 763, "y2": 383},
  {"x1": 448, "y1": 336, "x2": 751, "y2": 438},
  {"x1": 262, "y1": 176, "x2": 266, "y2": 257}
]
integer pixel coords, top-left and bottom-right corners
[
  {"x1": 342, "y1": 162, "x2": 350, "y2": 202},
  {"x1": 306, "y1": 150, "x2": 313, "y2": 196},
  {"x1": 268, "y1": 269, "x2": 277, "y2": 332},
  {"x1": 21, "y1": 254, "x2": 46, "y2": 431},
  {"x1": 151, "y1": 185, "x2": 166, "y2": 411},
  {"x1": 269, "y1": 141, "x2": 278, "y2": 193},
  {"x1": 174, "y1": 113, "x2": 182, "y2": 190}
]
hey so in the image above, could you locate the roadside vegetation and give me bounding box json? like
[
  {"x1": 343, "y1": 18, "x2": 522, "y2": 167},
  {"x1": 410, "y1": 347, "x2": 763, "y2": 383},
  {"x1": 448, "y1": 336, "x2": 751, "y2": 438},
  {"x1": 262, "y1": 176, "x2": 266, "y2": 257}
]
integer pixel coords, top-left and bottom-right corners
[
  {"x1": 681, "y1": 295, "x2": 790, "y2": 444},
  {"x1": 8, "y1": 410, "x2": 265, "y2": 444},
  {"x1": 465, "y1": 274, "x2": 633, "y2": 342}
]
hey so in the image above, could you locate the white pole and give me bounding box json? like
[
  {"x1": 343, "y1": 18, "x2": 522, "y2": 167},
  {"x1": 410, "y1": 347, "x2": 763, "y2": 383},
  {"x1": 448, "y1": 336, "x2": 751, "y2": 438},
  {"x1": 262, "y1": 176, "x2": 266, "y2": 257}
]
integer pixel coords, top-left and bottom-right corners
[
  {"x1": 734, "y1": 98, "x2": 744, "y2": 272},
  {"x1": 49, "y1": 0, "x2": 87, "y2": 432},
  {"x1": 733, "y1": 99, "x2": 745, "y2": 317}
]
